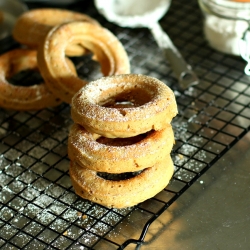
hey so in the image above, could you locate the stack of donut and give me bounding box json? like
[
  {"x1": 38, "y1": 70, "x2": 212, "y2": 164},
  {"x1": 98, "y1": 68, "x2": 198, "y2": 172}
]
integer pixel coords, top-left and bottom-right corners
[
  {"x1": 68, "y1": 74, "x2": 178, "y2": 208},
  {"x1": 0, "y1": 8, "x2": 130, "y2": 110}
]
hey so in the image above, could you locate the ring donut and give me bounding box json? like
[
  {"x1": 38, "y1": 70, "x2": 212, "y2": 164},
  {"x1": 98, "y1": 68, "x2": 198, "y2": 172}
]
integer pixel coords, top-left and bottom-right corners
[
  {"x1": 68, "y1": 123, "x2": 175, "y2": 173},
  {"x1": 71, "y1": 74, "x2": 178, "y2": 138},
  {"x1": 0, "y1": 49, "x2": 67, "y2": 110},
  {"x1": 12, "y1": 8, "x2": 100, "y2": 56},
  {"x1": 37, "y1": 21, "x2": 130, "y2": 104},
  {"x1": 69, "y1": 155, "x2": 174, "y2": 208}
]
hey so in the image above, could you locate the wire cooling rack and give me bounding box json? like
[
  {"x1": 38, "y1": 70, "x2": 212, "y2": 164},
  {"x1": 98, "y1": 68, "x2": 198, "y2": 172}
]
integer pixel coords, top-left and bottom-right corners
[{"x1": 1, "y1": 0, "x2": 250, "y2": 249}]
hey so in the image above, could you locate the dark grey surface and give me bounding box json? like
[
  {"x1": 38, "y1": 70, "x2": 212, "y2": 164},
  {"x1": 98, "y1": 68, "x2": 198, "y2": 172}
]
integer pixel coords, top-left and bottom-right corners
[{"x1": 141, "y1": 132, "x2": 250, "y2": 250}]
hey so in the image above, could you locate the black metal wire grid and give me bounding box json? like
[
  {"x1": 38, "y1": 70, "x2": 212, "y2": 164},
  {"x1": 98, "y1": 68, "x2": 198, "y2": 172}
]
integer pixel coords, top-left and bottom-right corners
[{"x1": 0, "y1": 0, "x2": 250, "y2": 249}]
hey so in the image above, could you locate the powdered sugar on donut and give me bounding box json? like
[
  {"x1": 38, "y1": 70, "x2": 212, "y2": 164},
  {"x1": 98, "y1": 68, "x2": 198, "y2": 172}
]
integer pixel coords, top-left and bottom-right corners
[{"x1": 71, "y1": 74, "x2": 178, "y2": 138}]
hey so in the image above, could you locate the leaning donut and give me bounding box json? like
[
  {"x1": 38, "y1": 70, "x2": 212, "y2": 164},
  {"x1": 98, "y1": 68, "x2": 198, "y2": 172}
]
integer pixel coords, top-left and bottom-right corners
[
  {"x1": 37, "y1": 21, "x2": 130, "y2": 104},
  {"x1": 68, "y1": 123, "x2": 175, "y2": 173},
  {"x1": 71, "y1": 74, "x2": 178, "y2": 138},
  {"x1": 0, "y1": 49, "x2": 64, "y2": 110},
  {"x1": 12, "y1": 8, "x2": 100, "y2": 56},
  {"x1": 69, "y1": 155, "x2": 174, "y2": 208}
]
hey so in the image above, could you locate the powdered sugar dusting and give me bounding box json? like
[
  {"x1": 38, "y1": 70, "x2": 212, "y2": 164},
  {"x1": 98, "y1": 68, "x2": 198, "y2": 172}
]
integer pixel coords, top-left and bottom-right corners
[{"x1": 72, "y1": 74, "x2": 177, "y2": 123}]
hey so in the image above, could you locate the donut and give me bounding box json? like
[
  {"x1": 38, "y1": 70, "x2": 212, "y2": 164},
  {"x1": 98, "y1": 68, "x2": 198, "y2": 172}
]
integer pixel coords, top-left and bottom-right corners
[
  {"x1": 71, "y1": 74, "x2": 178, "y2": 138},
  {"x1": 0, "y1": 49, "x2": 66, "y2": 110},
  {"x1": 12, "y1": 8, "x2": 100, "y2": 56},
  {"x1": 68, "y1": 123, "x2": 175, "y2": 173},
  {"x1": 69, "y1": 155, "x2": 174, "y2": 208},
  {"x1": 37, "y1": 21, "x2": 130, "y2": 104}
]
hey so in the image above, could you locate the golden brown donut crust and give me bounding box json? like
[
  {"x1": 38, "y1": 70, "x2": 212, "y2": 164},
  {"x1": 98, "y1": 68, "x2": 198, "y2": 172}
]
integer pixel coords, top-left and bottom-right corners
[
  {"x1": 0, "y1": 49, "x2": 62, "y2": 110},
  {"x1": 69, "y1": 155, "x2": 174, "y2": 208},
  {"x1": 37, "y1": 21, "x2": 130, "y2": 104},
  {"x1": 71, "y1": 74, "x2": 178, "y2": 138},
  {"x1": 68, "y1": 123, "x2": 175, "y2": 173},
  {"x1": 12, "y1": 8, "x2": 100, "y2": 56}
]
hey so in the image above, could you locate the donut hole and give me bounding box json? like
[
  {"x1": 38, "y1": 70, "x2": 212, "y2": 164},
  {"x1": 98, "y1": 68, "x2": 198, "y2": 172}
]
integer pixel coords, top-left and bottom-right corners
[
  {"x1": 99, "y1": 88, "x2": 153, "y2": 108},
  {"x1": 8, "y1": 69, "x2": 43, "y2": 87},
  {"x1": 4, "y1": 52, "x2": 43, "y2": 87},
  {"x1": 70, "y1": 37, "x2": 114, "y2": 76},
  {"x1": 70, "y1": 53, "x2": 102, "y2": 82},
  {"x1": 97, "y1": 170, "x2": 143, "y2": 181},
  {"x1": 96, "y1": 131, "x2": 150, "y2": 146}
]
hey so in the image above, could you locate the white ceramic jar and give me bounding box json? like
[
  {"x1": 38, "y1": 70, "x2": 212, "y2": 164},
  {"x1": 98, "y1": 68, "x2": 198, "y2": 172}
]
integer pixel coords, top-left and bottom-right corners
[
  {"x1": 199, "y1": 0, "x2": 250, "y2": 74},
  {"x1": 198, "y1": 0, "x2": 250, "y2": 56}
]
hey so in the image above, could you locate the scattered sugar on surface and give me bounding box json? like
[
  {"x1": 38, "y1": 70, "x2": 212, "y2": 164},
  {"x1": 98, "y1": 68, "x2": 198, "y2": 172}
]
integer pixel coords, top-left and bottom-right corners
[
  {"x1": 172, "y1": 118, "x2": 190, "y2": 142},
  {"x1": 0, "y1": 191, "x2": 130, "y2": 245},
  {"x1": 173, "y1": 154, "x2": 188, "y2": 166},
  {"x1": 175, "y1": 167, "x2": 196, "y2": 182},
  {"x1": 179, "y1": 144, "x2": 198, "y2": 157},
  {"x1": 171, "y1": 107, "x2": 212, "y2": 184}
]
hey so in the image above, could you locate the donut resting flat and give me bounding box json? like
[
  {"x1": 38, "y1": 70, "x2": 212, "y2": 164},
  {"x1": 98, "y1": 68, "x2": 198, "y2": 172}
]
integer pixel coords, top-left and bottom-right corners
[
  {"x1": 0, "y1": 49, "x2": 62, "y2": 110},
  {"x1": 69, "y1": 155, "x2": 174, "y2": 208}
]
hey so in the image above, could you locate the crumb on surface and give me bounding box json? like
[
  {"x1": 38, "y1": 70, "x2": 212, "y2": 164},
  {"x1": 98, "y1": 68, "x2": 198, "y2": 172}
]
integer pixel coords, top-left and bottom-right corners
[{"x1": 82, "y1": 214, "x2": 88, "y2": 219}]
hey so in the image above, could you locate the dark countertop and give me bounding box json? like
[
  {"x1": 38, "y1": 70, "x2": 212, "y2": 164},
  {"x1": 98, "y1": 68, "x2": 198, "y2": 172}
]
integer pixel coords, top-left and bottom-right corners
[{"x1": 141, "y1": 132, "x2": 250, "y2": 250}]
